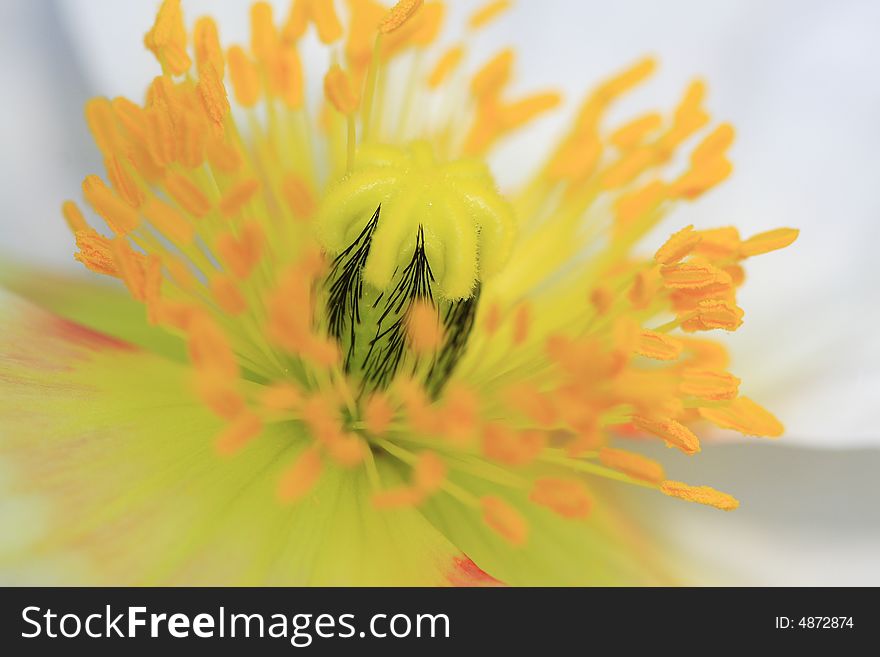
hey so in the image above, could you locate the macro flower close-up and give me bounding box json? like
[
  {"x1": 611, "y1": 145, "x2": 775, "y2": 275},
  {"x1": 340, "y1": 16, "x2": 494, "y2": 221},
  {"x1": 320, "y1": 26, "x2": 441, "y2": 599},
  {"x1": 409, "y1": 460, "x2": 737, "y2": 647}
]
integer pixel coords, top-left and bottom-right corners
[{"x1": 0, "y1": 0, "x2": 878, "y2": 591}]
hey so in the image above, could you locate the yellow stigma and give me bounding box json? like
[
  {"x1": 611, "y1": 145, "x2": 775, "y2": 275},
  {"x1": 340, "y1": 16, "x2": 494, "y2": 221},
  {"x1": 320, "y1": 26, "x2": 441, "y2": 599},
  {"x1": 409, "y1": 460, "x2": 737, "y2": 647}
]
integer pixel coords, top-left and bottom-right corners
[{"x1": 315, "y1": 141, "x2": 515, "y2": 300}]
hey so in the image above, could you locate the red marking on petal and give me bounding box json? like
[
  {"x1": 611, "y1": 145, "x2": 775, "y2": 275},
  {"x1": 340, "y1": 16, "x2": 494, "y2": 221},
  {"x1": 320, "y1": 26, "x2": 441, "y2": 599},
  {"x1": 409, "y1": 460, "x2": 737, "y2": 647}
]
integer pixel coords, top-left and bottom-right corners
[
  {"x1": 447, "y1": 555, "x2": 504, "y2": 587},
  {"x1": 45, "y1": 316, "x2": 135, "y2": 353}
]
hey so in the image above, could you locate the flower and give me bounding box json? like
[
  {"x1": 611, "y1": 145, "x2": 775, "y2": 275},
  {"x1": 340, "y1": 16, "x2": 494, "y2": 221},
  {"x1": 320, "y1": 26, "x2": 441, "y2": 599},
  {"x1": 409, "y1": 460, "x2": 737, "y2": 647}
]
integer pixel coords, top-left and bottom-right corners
[{"x1": 0, "y1": 0, "x2": 798, "y2": 585}]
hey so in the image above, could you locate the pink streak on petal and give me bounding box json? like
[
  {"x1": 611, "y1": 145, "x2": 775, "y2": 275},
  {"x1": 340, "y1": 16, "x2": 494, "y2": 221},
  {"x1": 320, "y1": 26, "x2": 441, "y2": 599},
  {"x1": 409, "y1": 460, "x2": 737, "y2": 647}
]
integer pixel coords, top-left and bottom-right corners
[{"x1": 447, "y1": 555, "x2": 505, "y2": 587}]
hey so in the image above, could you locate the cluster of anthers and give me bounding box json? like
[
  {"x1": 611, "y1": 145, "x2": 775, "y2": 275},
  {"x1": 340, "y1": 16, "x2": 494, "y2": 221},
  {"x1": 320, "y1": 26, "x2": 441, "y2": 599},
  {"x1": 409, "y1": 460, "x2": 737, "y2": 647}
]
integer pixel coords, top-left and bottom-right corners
[{"x1": 65, "y1": 0, "x2": 797, "y2": 546}]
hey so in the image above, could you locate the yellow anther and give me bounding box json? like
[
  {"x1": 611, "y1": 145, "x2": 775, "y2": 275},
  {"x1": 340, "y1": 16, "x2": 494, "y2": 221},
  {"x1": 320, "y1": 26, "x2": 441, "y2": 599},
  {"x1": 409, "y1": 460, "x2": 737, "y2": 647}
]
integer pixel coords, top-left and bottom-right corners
[
  {"x1": 614, "y1": 180, "x2": 666, "y2": 230},
  {"x1": 599, "y1": 448, "x2": 664, "y2": 484},
  {"x1": 215, "y1": 411, "x2": 263, "y2": 456},
  {"x1": 380, "y1": 0, "x2": 424, "y2": 35},
  {"x1": 278, "y1": 447, "x2": 323, "y2": 503},
  {"x1": 372, "y1": 487, "x2": 423, "y2": 509},
  {"x1": 428, "y1": 45, "x2": 464, "y2": 89},
  {"x1": 82, "y1": 175, "x2": 140, "y2": 235},
  {"x1": 529, "y1": 478, "x2": 593, "y2": 519},
  {"x1": 694, "y1": 226, "x2": 741, "y2": 259},
  {"x1": 193, "y1": 16, "x2": 225, "y2": 80},
  {"x1": 260, "y1": 382, "x2": 304, "y2": 412},
  {"x1": 471, "y1": 48, "x2": 514, "y2": 100},
  {"x1": 62, "y1": 200, "x2": 89, "y2": 234},
  {"x1": 512, "y1": 303, "x2": 531, "y2": 345},
  {"x1": 413, "y1": 451, "x2": 446, "y2": 493},
  {"x1": 482, "y1": 423, "x2": 546, "y2": 466},
  {"x1": 504, "y1": 383, "x2": 556, "y2": 427},
  {"x1": 219, "y1": 178, "x2": 261, "y2": 218},
  {"x1": 210, "y1": 274, "x2": 247, "y2": 315},
  {"x1": 285, "y1": 0, "x2": 343, "y2": 44},
  {"x1": 144, "y1": 0, "x2": 191, "y2": 75},
  {"x1": 632, "y1": 415, "x2": 701, "y2": 455},
  {"x1": 682, "y1": 299, "x2": 744, "y2": 332},
  {"x1": 110, "y1": 238, "x2": 150, "y2": 302},
  {"x1": 187, "y1": 314, "x2": 239, "y2": 380},
  {"x1": 501, "y1": 92, "x2": 562, "y2": 130},
  {"x1": 206, "y1": 137, "x2": 243, "y2": 173},
  {"x1": 309, "y1": 0, "x2": 343, "y2": 43},
  {"x1": 692, "y1": 123, "x2": 735, "y2": 167},
  {"x1": 655, "y1": 225, "x2": 700, "y2": 265},
  {"x1": 595, "y1": 57, "x2": 656, "y2": 103},
  {"x1": 196, "y1": 64, "x2": 230, "y2": 128},
  {"x1": 215, "y1": 220, "x2": 265, "y2": 279},
  {"x1": 165, "y1": 172, "x2": 212, "y2": 218},
  {"x1": 680, "y1": 369, "x2": 740, "y2": 401},
  {"x1": 699, "y1": 397, "x2": 784, "y2": 437},
  {"x1": 635, "y1": 329, "x2": 683, "y2": 361},
  {"x1": 364, "y1": 392, "x2": 395, "y2": 435},
  {"x1": 250, "y1": 2, "x2": 278, "y2": 62},
  {"x1": 267, "y1": 45, "x2": 304, "y2": 108},
  {"x1": 227, "y1": 46, "x2": 261, "y2": 107},
  {"x1": 84, "y1": 97, "x2": 121, "y2": 155},
  {"x1": 74, "y1": 229, "x2": 118, "y2": 276},
  {"x1": 326, "y1": 433, "x2": 365, "y2": 467},
  {"x1": 610, "y1": 112, "x2": 662, "y2": 151},
  {"x1": 194, "y1": 17, "x2": 224, "y2": 78},
  {"x1": 324, "y1": 65, "x2": 360, "y2": 115},
  {"x1": 142, "y1": 196, "x2": 194, "y2": 245},
  {"x1": 660, "y1": 480, "x2": 739, "y2": 511},
  {"x1": 407, "y1": 301, "x2": 444, "y2": 353},
  {"x1": 661, "y1": 260, "x2": 731, "y2": 290},
  {"x1": 468, "y1": 0, "x2": 511, "y2": 30},
  {"x1": 481, "y1": 496, "x2": 528, "y2": 545},
  {"x1": 590, "y1": 286, "x2": 614, "y2": 315},
  {"x1": 193, "y1": 374, "x2": 246, "y2": 421},
  {"x1": 281, "y1": 173, "x2": 317, "y2": 220},
  {"x1": 601, "y1": 146, "x2": 654, "y2": 189},
  {"x1": 409, "y1": 2, "x2": 445, "y2": 47},
  {"x1": 627, "y1": 268, "x2": 661, "y2": 310},
  {"x1": 739, "y1": 228, "x2": 799, "y2": 258}
]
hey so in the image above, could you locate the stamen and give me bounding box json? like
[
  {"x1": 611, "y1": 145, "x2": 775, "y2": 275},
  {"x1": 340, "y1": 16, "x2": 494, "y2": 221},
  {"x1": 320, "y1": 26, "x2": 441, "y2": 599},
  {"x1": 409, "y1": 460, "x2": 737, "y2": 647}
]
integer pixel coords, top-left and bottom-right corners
[
  {"x1": 739, "y1": 228, "x2": 799, "y2": 258},
  {"x1": 660, "y1": 480, "x2": 739, "y2": 511},
  {"x1": 74, "y1": 229, "x2": 118, "y2": 276},
  {"x1": 215, "y1": 411, "x2": 263, "y2": 456},
  {"x1": 599, "y1": 447, "x2": 665, "y2": 484},
  {"x1": 468, "y1": 0, "x2": 512, "y2": 30},
  {"x1": 699, "y1": 397, "x2": 784, "y2": 437},
  {"x1": 654, "y1": 225, "x2": 700, "y2": 265},
  {"x1": 529, "y1": 478, "x2": 592, "y2": 519},
  {"x1": 428, "y1": 45, "x2": 464, "y2": 89},
  {"x1": 82, "y1": 175, "x2": 140, "y2": 235},
  {"x1": 278, "y1": 447, "x2": 323, "y2": 503},
  {"x1": 165, "y1": 172, "x2": 212, "y2": 218},
  {"x1": 219, "y1": 179, "x2": 261, "y2": 218},
  {"x1": 194, "y1": 17, "x2": 224, "y2": 77},
  {"x1": 413, "y1": 451, "x2": 446, "y2": 493},
  {"x1": 380, "y1": 0, "x2": 424, "y2": 35},
  {"x1": 215, "y1": 221, "x2": 265, "y2": 279},
  {"x1": 680, "y1": 369, "x2": 740, "y2": 401},
  {"x1": 635, "y1": 329, "x2": 683, "y2": 361},
  {"x1": 632, "y1": 416, "x2": 701, "y2": 455},
  {"x1": 227, "y1": 46, "x2": 261, "y2": 107},
  {"x1": 62, "y1": 201, "x2": 89, "y2": 234},
  {"x1": 142, "y1": 196, "x2": 195, "y2": 245},
  {"x1": 482, "y1": 423, "x2": 545, "y2": 466},
  {"x1": 481, "y1": 496, "x2": 528, "y2": 545}
]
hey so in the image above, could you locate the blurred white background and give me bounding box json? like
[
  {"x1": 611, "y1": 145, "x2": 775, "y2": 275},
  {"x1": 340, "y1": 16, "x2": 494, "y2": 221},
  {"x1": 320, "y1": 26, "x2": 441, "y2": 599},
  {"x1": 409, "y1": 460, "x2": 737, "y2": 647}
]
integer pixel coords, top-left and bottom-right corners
[{"x1": 0, "y1": 0, "x2": 877, "y2": 583}]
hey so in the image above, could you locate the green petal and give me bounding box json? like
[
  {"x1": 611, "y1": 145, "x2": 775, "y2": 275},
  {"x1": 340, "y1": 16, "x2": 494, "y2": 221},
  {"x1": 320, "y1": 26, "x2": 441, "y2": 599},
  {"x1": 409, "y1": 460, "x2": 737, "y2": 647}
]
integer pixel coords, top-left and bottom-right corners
[
  {"x1": 421, "y1": 471, "x2": 675, "y2": 586},
  {"x1": 0, "y1": 290, "x2": 494, "y2": 585},
  {"x1": 0, "y1": 260, "x2": 185, "y2": 361}
]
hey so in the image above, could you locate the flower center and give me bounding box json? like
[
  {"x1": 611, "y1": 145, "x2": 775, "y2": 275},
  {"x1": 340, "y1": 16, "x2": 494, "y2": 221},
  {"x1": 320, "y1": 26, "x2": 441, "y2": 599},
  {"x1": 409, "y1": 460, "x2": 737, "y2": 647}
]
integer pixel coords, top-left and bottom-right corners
[{"x1": 316, "y1": 141, "x2": 514, "y2": 394}]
